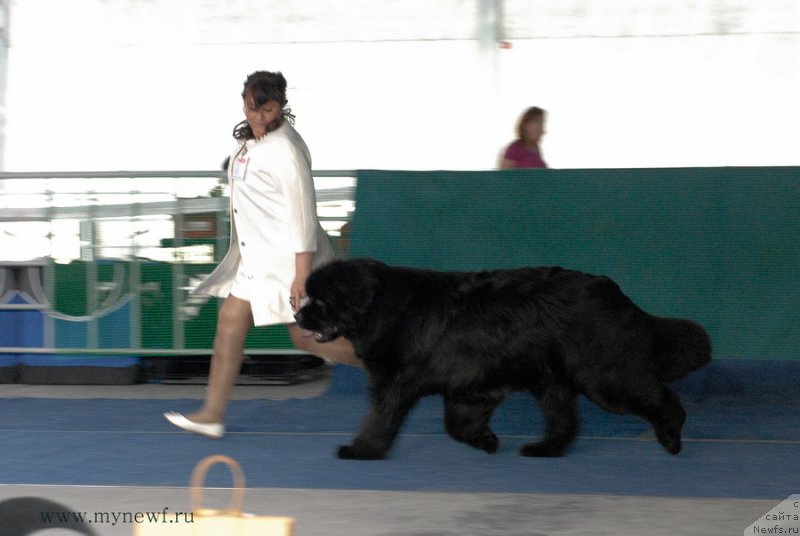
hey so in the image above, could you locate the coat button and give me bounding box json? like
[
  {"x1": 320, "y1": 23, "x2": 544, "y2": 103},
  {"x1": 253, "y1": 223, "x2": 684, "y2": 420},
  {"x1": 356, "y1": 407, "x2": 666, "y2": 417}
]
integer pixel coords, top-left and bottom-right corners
[{"x1": 240, "y1": 241, "x2": 245, "y2": 246}]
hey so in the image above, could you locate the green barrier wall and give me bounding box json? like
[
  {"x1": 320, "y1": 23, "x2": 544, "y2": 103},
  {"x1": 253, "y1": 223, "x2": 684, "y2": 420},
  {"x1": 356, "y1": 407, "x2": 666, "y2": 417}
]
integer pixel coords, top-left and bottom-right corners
[
  {"x1": 351, "y1": 167, "x2": 800, "y2": 360},
  {"x1": 51, "y1": 261, "x2": 291, "y2": 351}
]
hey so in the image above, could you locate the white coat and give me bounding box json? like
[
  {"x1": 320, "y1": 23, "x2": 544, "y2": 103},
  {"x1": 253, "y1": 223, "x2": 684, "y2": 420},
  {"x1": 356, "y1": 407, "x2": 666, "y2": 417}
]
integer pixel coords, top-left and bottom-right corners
[{"x1": 192, "y1": 120, "x2": 334, "y2": 326}]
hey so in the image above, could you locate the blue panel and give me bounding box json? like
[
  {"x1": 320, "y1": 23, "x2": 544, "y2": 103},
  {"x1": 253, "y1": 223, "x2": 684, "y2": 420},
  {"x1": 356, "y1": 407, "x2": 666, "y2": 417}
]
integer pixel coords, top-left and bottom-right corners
[
  {"x1": 17, "y1": 310, "x2": 45, "y2": 347},
  {"x1": 53, "y1": 317, "x2": 88, "y2": 348},
  {"x1": 0, "y1": 311, "x2": 17, "y2": 346},
  {"x1": 0, "y1": 354, "x2": 21, "y2": 366},
  {"x1": 19, "y1": 354, "x2": 139, "y2": 367},
  {"x1": 97, "y1": 298, "x2": 132, "y2": 348}
]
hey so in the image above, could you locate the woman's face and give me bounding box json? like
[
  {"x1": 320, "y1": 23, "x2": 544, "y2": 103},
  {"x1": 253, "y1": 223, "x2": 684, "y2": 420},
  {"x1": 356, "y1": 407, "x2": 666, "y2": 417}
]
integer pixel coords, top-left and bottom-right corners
[
  {"x1": 522, "y1": 116, "x2": 545, "y2": 144},
  {"x1": 244, "y1": 94, "x2": 282, "y2": 138}
]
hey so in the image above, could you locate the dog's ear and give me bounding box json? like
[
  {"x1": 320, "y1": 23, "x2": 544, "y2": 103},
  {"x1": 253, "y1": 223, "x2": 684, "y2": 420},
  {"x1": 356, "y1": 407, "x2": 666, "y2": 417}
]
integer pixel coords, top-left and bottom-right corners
[
  {"x1": 342, "y1": 261, "x2": 377, "y2": 315},
  {"x1": 310, "y1": 260, "x2": 376, "y2": 317}
]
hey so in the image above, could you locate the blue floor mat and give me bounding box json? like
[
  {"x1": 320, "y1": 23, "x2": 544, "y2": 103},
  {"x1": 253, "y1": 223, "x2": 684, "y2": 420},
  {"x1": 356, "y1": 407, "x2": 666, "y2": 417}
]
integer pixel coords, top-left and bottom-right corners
[{"x1": 0, "y1": 359, "x2": 797, "y2": 500}]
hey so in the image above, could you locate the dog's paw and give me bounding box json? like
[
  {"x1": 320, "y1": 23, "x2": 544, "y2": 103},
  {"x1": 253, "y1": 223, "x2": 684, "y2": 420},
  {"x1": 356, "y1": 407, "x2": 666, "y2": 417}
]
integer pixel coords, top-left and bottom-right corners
[
  {"x1": 336, "y1": 444, "x2": 386, "y2": 460},
  {"x1": 656, "y1": 431, "x2": 682, "y2": 455},
  {"x1": 477, "y1": 432, "x2": 499, "y2": 454},
  {"x1": 519, "y1": 441, "x2": 568, "y2": 458}
]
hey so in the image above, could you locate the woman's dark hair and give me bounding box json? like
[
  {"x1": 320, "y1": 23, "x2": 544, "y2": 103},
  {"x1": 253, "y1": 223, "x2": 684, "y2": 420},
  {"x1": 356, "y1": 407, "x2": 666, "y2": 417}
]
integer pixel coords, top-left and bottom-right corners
[
  {"x1": 233, "y1": 71, "x2": 295, "y2": 140},
  {"x1": 516, "y1": 106, "x2": 546, "y2": 140}
]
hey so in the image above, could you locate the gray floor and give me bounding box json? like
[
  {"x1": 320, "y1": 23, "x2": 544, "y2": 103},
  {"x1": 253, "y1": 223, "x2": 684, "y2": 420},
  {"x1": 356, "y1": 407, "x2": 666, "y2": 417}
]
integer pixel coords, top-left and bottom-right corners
[
  {"x1": 0, "y1": 374, "x2": 778, "y2": 535},
  {"x1": 0, "y1": 484, "x2": 773, "y2": 535},
  {"x1": 0, "y1": 375, "x2": 331, "y2": 400}
]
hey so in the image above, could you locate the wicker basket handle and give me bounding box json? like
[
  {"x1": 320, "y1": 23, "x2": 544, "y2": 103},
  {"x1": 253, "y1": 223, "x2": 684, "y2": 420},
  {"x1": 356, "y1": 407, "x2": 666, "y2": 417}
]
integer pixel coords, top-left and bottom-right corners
[{"x1": 190, "y1": 454, "x2": 246, "y2": 514}]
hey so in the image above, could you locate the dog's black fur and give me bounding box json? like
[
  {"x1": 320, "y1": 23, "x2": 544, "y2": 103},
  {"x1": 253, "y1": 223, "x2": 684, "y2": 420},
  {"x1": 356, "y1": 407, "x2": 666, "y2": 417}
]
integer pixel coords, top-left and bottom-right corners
[{"x1": 295, "y1": 258, "x2": 711, "y2": 460}]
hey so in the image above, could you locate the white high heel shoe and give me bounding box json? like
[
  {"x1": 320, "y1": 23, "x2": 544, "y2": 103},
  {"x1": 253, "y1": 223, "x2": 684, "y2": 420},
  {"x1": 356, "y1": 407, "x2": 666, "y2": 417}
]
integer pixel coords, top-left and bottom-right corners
[{"x1": 164, "y1": 411, "x2": 225, "y2": 439}]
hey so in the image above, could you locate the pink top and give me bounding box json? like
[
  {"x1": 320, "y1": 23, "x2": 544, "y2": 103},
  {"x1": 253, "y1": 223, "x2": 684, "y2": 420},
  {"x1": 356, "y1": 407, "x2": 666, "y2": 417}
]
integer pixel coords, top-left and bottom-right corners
[{"x1": 503, "y1": 140, "x2": 547, "y2": 169}]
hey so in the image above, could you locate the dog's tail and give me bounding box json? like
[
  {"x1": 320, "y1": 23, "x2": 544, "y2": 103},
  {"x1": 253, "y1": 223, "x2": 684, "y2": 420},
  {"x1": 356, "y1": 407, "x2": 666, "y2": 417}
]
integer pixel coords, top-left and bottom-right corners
[{"x1": 652, "y1": 317, "x2": 712, "y2": 382}]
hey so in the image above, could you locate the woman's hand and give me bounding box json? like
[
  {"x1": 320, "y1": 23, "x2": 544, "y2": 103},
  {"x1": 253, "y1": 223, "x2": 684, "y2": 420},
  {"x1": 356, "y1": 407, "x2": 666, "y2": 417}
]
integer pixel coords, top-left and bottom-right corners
[{"x1": 290, "y1": 252, "x2": 314, "y2": 312}]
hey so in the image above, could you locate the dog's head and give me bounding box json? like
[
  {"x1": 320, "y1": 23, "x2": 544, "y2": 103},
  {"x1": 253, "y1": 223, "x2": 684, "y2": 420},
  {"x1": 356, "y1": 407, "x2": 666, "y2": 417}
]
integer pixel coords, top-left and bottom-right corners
[{"x1": 294, "y1": 259, "x2": 382, "y2": 343}]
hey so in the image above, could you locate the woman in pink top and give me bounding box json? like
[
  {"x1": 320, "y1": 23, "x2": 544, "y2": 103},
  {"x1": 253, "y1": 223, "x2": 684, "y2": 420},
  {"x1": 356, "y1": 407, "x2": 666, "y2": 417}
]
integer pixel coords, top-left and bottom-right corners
[{"x1": 499, "y1": 107, "x2": 548, "y2": 169}]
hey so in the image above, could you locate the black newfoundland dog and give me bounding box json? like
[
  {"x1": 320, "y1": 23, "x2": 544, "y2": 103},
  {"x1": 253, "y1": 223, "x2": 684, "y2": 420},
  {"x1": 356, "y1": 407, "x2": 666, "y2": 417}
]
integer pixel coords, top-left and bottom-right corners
[{"x1": 295, "y1": 258, "x2": 711, "y2": 460}]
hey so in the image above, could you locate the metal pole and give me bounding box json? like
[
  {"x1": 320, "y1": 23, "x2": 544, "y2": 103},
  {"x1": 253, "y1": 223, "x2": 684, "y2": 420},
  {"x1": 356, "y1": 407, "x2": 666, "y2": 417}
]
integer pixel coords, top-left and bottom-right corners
[
  {"x1": 0, "y1": 0, "x2": 10, "y2": 170},
  {"x1": 477, "y1": 0, "x2": 503, "y2": 50}
]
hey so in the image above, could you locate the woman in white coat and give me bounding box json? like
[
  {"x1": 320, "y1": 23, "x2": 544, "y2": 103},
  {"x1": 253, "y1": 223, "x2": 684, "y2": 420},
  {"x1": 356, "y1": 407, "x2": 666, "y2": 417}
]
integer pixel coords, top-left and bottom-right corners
[{"x1": 165, "y1": 71, "x2": 360, "y2": 439}]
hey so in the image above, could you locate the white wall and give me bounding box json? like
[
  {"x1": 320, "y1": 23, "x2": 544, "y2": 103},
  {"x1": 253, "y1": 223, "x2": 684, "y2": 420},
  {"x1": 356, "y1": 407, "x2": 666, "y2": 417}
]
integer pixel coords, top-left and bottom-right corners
[{"x1": 3, "y1": 0, "x2": 799, "y2": 171}]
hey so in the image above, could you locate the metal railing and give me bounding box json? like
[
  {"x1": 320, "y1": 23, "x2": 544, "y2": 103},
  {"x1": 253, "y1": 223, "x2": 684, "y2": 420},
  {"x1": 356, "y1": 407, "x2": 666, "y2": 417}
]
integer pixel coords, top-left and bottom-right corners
[{"x1": 0, "y1": 170, "x2": 357, "y2": 357}]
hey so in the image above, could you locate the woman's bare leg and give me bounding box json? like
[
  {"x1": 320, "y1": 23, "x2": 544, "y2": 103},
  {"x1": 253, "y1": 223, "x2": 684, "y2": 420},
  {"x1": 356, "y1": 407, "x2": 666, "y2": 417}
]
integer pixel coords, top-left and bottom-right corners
[
  {"x1": 187, "y1": 295, "x2": 253, "y2": 423},
  {"x1": 179, "y1": 307, "x2": 357, "y2": 427},
  {"x1": 287, "y1": 324, "x2": 362, "y2": 366}
]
